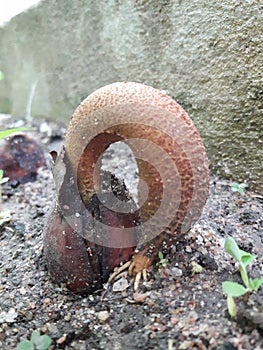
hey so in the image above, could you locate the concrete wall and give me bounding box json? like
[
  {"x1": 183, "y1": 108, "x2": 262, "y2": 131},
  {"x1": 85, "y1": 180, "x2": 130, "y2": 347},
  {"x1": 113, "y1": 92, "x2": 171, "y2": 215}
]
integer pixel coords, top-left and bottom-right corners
[{"x1": 0, "y1": 0, "x2": 262, "y2": 193}]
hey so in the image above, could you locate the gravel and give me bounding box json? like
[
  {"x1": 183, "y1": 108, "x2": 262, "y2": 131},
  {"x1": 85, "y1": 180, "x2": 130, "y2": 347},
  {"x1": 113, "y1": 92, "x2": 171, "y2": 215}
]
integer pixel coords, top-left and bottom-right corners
[{"x1": 0, "y1": 117, "x2": 262, "y2": 350}]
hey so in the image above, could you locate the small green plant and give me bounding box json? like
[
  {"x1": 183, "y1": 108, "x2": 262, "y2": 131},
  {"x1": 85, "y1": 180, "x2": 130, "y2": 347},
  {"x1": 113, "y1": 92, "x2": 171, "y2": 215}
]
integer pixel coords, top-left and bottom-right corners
[
  {"x1": 156, "y1": 251, "x2": 169, "y2": 269},
  {"x1": 17, "y1": 330, "x2": 52, "y2": 350},
  {"x1": 231, "y1": 182, "x2": 247, "y2": 194},
  {"x1": 222, "y1": 236, "x2": 263, "y2": 317},
  {"x1": 191, "y1": 261, "x2": 203, "y2": 276},
  {"x1": 0, "y1": 128, "x2": 29, "y2": 140},
  {"x1": 0, "y1": 70, "x2": 4, "y2": 81}
]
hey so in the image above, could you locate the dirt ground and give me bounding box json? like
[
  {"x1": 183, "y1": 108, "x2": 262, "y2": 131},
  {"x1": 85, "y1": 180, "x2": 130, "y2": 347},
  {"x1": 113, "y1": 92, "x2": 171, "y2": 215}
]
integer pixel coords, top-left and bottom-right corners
[{"x1": 0, "y1": 116, "x2": 262, "y2": 350}]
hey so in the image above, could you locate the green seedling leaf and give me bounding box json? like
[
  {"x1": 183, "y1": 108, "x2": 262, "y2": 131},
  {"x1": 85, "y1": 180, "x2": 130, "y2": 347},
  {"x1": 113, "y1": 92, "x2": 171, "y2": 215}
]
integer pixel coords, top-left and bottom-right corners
[
  {"x1": 240, "y1": 251, "x2": 257, "y2": 267},
  {"x1": 34, "y1": 334, "x2": 52, "y2": 350},
  {"x1": 231, "y1": 182, "x2": 247, "y2": 194},
  {"x1": 222, "y1": 281, "x2": 248, "y2": 297},
  {"x1": 224, "y1": 237, "x2": 241, "y2": 262},
  {"x1": 223, "y1": 236, "x2": 262, "y2": 313},
  {"x1": 0, "y1": 169, "x2": 3, "y2": 180},
  {"x1": 249, "y1": 278, "x2": 263, "y2": 291},
  {"x1": 17, "y1": 331, "x2": 51, "y2": 350},
  {"x1": 0, "y1": 71, "x2": 4, "y2": 81},
  {"x1": 17, "y1": 340, "x2": 34, "y2": 350},
  {"x1": 240, "y1": 264, "x2": 250, "y2": 289},
  {"x1": 227, "y1": 295, "x2": 237, "y2": 317},
  {"x1": 31, "y1": 330, "x2": 41, "y2": 343},
  {"x1": 0, "y1": 128, "x2": 30, "y2": 140},
  {"x1": 191, "y1": 261, "x2": 203, "y2": 275},
  {"x1": 158, "y1": 251, "x2": 164, "y2": 260},
  {"x1": 156, "y1": 251, "x2": 169, "y2": 268}
]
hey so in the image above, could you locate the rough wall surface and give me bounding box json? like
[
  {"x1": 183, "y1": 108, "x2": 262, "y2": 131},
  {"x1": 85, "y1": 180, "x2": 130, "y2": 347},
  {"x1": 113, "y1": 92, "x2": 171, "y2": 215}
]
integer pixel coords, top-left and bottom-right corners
[{"x1": 0, "y1": 0, "x2": 262, "y2": 193}]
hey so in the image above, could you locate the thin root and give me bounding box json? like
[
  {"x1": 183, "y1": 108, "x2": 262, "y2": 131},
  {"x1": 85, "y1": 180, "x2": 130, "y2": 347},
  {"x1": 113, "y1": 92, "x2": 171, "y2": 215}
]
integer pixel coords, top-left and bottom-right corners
[
  {"x1": 142, "y1": 268, "x2": 147, "y2": 281},
  {"x1": 128, "y1": 261, "x2": 135, "y2": 275},
  {"x1": 108, "y1": 261, "x2": 131, "y2": 283},
  {"x1": 134, "y1": 269, "x2": 147, "y2": 291},
  {"x1": 134, "y1": 271, "x2": 142, "y2": 291},
  {"x1": 108, "y1": 258, "x2": 149, "y2": 291}
]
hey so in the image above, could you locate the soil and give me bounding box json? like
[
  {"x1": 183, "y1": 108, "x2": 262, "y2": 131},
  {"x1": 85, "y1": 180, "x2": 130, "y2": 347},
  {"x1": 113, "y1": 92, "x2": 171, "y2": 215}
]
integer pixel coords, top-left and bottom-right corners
[{"x1": 0, "y1": 115, "x2": 262, "y2": 350}]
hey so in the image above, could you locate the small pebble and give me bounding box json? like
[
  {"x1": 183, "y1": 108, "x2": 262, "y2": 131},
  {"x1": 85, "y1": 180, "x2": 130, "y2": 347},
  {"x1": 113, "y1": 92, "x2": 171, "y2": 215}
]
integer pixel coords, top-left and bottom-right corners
[
  {"x1": 112, "y1": 277, "x2": 129, "y2": 292},
  {"x1": 185, "y1": 245, "x2": 192, "y2": 253},
  {"x1": 179, "y1": 340, "x2": 195, "y2": 349},
  {"x1": 170, "y1": 317, "x2": 179, "y2": 325},
  {"x1": 20, "y1": 287, "x2": 27, "y2": 295},
  {"x1": 64, "y1": 314, "x2": 71, "y2": 322},
  {"x1": 44, "y1": 298, "x2": 51, "y2": 307},
  {"x1": 133, "y1": 292, "x2": 148, "y2": 303},
  {"x1": 57, "y1": 335, "x2": 67, "y2": 344},
  {"x1": 170, "y1": 267, "x2": 183, "y2": 277},
  {"x1": 0, "y1": 309, "x2": 18, "y2": 323},
  {"x1": 98, "y1": 311, "x2": 109, "y2": 322}
]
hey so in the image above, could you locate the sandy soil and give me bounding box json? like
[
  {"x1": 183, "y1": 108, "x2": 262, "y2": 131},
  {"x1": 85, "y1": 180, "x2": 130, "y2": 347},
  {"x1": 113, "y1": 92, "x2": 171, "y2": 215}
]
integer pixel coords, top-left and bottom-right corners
[{"x1": 0, "y1": 117, "x2": 262, "y2": 350}]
